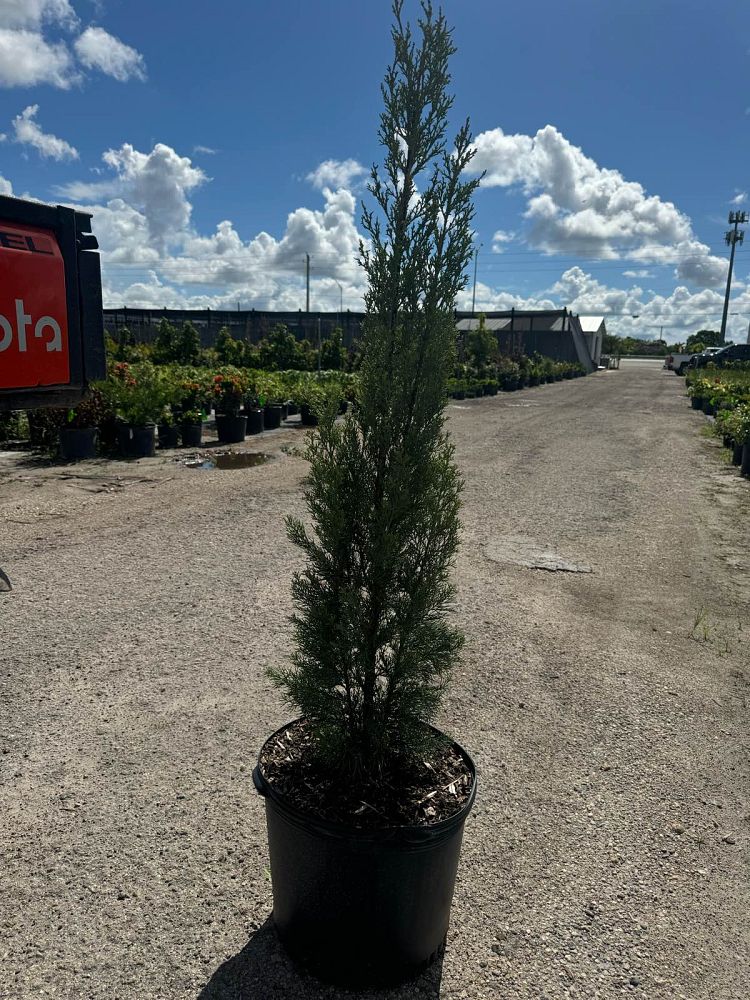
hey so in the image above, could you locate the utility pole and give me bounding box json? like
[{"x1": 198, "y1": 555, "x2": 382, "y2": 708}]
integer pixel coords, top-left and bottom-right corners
[
  {"x1": 333, "y1": 279, "x2": 343, "y2": 328},
  {"x1": 305, "y1": 254, "x2": 310, "y2": 313},
  {"x1": 720, "y1": 211, "x2": 747, "y2": 343},
  {"x1": 471, "y1": 244, "x2": 480, "y2": 316},
  {"x1": 317, "y1": 316, "x2": 322, "y2": 373}
]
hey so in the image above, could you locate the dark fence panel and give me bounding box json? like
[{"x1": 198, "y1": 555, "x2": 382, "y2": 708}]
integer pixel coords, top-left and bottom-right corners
[{"x1": 103, "y1": 308, "x2": 366, "y2": 348}]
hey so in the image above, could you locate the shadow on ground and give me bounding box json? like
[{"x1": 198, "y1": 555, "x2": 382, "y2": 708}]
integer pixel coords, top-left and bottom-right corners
[{"x1": 198, "y1": 918, "x2": 444, "y2": 1000}]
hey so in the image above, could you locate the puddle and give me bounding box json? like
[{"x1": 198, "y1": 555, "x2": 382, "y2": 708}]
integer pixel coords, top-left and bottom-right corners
[
  {"x1": 184, "y1": 452, "x2": 271, "y2": 471},
  {"x1": 484, "y1": 534, "x2": 592, "y2": 573}
]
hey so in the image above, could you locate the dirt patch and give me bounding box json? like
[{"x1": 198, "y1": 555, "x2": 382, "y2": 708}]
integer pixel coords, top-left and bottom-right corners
[{"x1": 484, "y1": 533, "x2": 593, "y2": 573}]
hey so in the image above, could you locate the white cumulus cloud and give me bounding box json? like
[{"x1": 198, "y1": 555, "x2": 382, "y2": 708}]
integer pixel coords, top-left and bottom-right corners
[
  {"x1": 491, "y1": 229, "x2": 515, "y2": 253},
  {"x1": 12, "y1": 103, "x2": 78, "y2": 159},
  {"x1": 74, "y1": 26, "x2": 146, "y2": 82},
  {"x1": 0, "y1": 0, "x2": 78, "y2": 30},
  {"x1": 0, "y1": 2, "x2": 145, "y2": 89},
  {"x1": 470, "y1": 124, "x2": 727, "y2": 289},
  {"x1": 0, "y1": 28, "x2": 77, "y2": 87},
  {"x1": 57, "y1": 141, "x2": 366, "y2": 311},
  {"x1": 307, "y1": 158, "x2": 368, "y2": 191},
  {"x1": 0, "y1": 172, "x2": 12, "y2": 194}
]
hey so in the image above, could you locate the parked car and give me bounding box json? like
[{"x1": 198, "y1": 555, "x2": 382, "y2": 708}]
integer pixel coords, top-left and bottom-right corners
[
  {"x1": 685, "y1": 347, "x2": 723, "y2": 370},
  {"x1": 692, "y1": 344, "x2": 750, "y2": 368},
  {"x1": 665, "y1": 352, "x2": 698, "y2": 375}
]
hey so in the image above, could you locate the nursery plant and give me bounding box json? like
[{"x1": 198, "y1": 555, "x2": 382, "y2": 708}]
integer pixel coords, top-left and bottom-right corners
[{"x1": 253, "y1": 1, "x2": 480, "y2": 985}]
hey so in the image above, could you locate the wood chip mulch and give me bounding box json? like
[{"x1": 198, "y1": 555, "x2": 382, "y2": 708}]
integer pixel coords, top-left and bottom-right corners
[{"x1": 258, "y1": 719, "x2": 474, "y2": 830}]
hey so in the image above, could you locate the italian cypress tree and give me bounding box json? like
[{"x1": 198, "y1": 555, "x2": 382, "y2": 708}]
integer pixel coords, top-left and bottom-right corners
[{"x1": 272, "y1": 1, "x2": 480, "y2": 781}]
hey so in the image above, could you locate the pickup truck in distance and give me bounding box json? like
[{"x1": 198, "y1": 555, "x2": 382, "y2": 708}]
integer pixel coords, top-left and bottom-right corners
[
  {"x1": 664, "y1": 352, "x2": 696, "y2": 375},
  {"x1": 691, "y1": 343, "x2": 750, "y2": 368}
]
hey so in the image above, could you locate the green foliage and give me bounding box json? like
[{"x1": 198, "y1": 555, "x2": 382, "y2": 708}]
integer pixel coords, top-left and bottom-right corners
[
  {"x1": 211, "y1": 369, "x2": 246, "y2": 416},
  {"x1": 602, "y1": 333, "x2": 683, "y2": 357},
  {"x1": 259, "y1": 324, "x2": 306, "y2": 371},
  {"x1": 686, "y1": 330, "x2": 722, "y2": 352},
  {"x1": 65, "y1": 387, "x2": 112, "y2": 429},
  {"x1": 689, "y1": 364, "x2": 750, "y2": 445},
  {"x1": 173, "y1": 321, "x2": 202, "y2": 364},
  {"x1": 215, "y1": 326, "x2": 242, "y2": 366},
  {"x1": 272, "y1": 2, "x2": 479, "y2": 778},
  {"x1": 153, "y1": 319, "x2": 177, "y2": 363},
  {"x1": 98, "y1": 362, "x2": 170, "y2": 426},
  {"x1": 0, "y1": 410, "x2": 28, "y2": 443},
  {"x1": 320, "y1": 327, "x2": 347, "y2": 370},
  {"x1": 465, "y1": 314, "x2": 496, "y2": 372}
]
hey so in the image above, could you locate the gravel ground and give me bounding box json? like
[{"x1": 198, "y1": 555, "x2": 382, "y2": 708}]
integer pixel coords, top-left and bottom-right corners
[{"x1": 1, "y1": 359, "x2": 748, "y2": 1000}]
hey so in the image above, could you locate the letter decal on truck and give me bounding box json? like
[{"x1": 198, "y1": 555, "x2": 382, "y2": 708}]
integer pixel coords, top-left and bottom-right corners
[{"x1": 0, "y1": 220, "x2": 69, "y2": 388}]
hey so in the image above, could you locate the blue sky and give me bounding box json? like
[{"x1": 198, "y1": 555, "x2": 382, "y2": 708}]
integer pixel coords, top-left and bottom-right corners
[{"x1": 1, "y1": 0, "x2": 750, "y2": 339}]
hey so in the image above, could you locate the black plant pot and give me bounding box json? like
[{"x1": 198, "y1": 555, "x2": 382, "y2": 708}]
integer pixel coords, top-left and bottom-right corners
[
  {"x1": 158, "y1": 424, "x2": 180, "y2": 449},
  {"x1": 732, "y1": 443, "x2": 743, "y2": 466},
  {"x1": 59, "y1": 426, "x2": 97, "y2": 461},
  {"x1": 281, "y1": 403, "x2": 289, "y2": 421},
  {"x1": 264, "y1": 405, "x2": 283, "y2": 430},
  {"x1": 216, "y1": 414, "x2": 247, "y2": 444},
  {"x1": 691, "y1": 396, "x2": 703, "y2": 410},
  {"x1": 245, "y1": 409, "x2": 264, "y2": 435},
  {"x1": 180, "y1": 423, "x2": 203, "y2": 448},
  {"x1": 300, "y1": 405, "x2": 319, "y2": 427},
  {"x1": 702, "y1": 399, "x2": 715, "y2": 416},
  {"x1": 741, "y1": 443, "x2": 750, "y2": 478},
  {"x1": 286, "y1": 402, "x2": 299, "y2": 417},
  {"x1": 118, "y1": 424, "x2": 156, "y2": 459},
  {"x1": 253, "y1": 721, "x2": 477, "y2": 987},
  {"x1": 723, "y1": 434, "x2": 733, "y2": 449},
  {"x1": 529, "y1": 376, "x2": 540, "y2": 386},
  {"x1": 452, "y1": 390, "x2": 465, "y2": 400}
]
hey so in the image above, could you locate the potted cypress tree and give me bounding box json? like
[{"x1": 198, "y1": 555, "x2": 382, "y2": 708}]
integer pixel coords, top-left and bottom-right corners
[{"x1": 252, "y1": 2, "x2": 480, "y2": 986}]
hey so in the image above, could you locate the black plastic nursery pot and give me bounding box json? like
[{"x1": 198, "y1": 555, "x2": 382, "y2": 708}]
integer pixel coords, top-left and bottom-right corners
[
  {"x1": 216, "y1": 414, "x2": 247, "y2": 443},
  {"x1": 732, "y1": 443, "x2": 743, "y2": 466},
  {"x1": 281, "y1": 403, "x2": 289, "y2": 421},
  {"x1": 702, "y1": 399, "x2": 715, "y2": 416},
  {"x1": 691, "y1": 396, "x2": 703, "y2": 410},
  {"x1": 264, "y1": 404, "x2": 283, "y2": 430},
  {"x1": 253, "y1": 721, "x2": 477, "y2": 987},
  {"x1": 741, "y1": 443, "x2": 750, "y2": 478},
  {"x1": 59, "y1": 426, "x2": 97, "y2": 461},
  {"x1": 180, "y1": 423, "x2": 203, "y2": 447},
  {"x1": 452, "y1": 390, "x2": 465, "y2": 399},
  {"x1": 286, "y1": 402, "x2": 299, "y2": 417},
  {"x1": 158, "y1": 424, "x2": 180, "y2": 449},
  {"x1": 245, "y1": 408, "x2": 264, "y2": 435},
  {"x1": 300, "y1": 405, "x2": 319, "y2": 427},
  {"x1": 117, "y1": 423, "x2": 156, "y2": 458}
]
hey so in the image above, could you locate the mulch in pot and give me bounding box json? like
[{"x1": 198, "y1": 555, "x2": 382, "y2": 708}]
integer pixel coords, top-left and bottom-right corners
[{"x1": 259, "y1": 718, "x2": 473, "y2": 830}]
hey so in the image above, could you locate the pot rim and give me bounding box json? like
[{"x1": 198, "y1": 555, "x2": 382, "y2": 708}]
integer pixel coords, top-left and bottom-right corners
[{"x1": 253, "y1": 717, "x2": 477, "y2": 844}]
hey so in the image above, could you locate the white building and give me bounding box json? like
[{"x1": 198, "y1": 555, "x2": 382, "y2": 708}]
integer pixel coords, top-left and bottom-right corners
[{"x1": 578, "y1": 316, "x2": 606, "y2": 367}]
